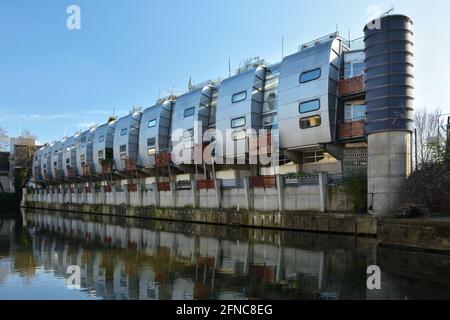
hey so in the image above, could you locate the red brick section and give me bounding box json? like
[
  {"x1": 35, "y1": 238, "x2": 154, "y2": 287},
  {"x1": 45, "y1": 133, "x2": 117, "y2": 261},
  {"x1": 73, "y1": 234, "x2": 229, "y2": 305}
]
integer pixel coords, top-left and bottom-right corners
[
  {"x1": 125, "y1": 158, "x2": 136, "y2": 171},
  {"x1": 155, "y1": 153, "x2": 171, "y2": 167},
  {"x1": 251, "y1": 175, "x2": 276, "y2": 188},
  {"x1": 339, "y1": 75, "x2": 364, "y2": 96},
  {"x1": 157, "y1": 181, "x2": 171, "y2": 191},
  {"x1": 338, "y1": 120, "x2": 365, "y2": 139},
  {"x1": 197, "y1": 179, "x2": 215, "y2": 190}
]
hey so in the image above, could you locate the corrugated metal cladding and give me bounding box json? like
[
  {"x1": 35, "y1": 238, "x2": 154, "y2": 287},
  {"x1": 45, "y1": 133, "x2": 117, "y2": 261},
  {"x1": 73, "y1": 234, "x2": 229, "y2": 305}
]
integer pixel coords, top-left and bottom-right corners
[{"x1": 364, "y1": 14, "x2": 414, "y2": 134}]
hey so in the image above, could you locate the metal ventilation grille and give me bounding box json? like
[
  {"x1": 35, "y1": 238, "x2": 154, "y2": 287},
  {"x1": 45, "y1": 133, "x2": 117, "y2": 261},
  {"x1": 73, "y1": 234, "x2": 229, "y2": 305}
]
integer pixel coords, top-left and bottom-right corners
[{"x1": 343, "y1": 146, "x2": 368, "y2": 173}]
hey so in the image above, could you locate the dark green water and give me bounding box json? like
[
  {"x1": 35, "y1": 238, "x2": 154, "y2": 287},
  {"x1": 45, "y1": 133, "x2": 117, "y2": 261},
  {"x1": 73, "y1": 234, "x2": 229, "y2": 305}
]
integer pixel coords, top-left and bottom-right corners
[{"x1": 1, "y1": 209, "x2": 450, "y2": 300}]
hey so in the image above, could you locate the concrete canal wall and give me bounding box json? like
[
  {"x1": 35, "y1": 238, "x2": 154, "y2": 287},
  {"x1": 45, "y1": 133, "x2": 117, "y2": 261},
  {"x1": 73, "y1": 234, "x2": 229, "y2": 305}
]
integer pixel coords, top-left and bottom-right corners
[
  {"x1": 23, "y1": 200, "x2": 377, "y2": 236},
  {"x1": 24, "y1": 173, "x2": 352, "y2": 213}
]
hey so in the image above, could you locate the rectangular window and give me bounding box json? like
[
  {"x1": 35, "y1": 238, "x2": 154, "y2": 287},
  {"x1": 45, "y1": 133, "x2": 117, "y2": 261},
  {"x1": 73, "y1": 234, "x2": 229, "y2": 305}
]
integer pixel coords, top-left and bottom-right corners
[
  {"x1": 231, "y1": 116, "x2": 246, "y2": 128},
  {"x1": 345, "y1": 103, "x2": 366, "y2": 122},
  {"x1": 148, "y1": 119, "x2": 157, "y2": 128},
  {"x1": 231, "y1": 91, "x2": 247, "y2": 103},
  {"x1": 184, "y1": 107, "x2": 195, "y2": 117},
  {"x1": 299, "y1": 99, "x2": 320, "y2": 114},
  {"x1": 352, "y1": 63, "x2": 365, "y2": 77},
  {"x1": 54, "y1": 162, "x2": 57, "y2": 167},
  {"x1": 232, "y1": 130, "x2": 247, "y2": 141},
  {"x1": 300, "y1": 115, "x2": 321, "y2": 129},
  {"x1": 120, "y1": 128, "x2": 128, "y2": 136},
  {"x1": 66, "y1": 159, "x2": 70, "y2": 164},
  {"x1": 147, "y1": 148, "x2": 156, "y2": 156},
  {"x1": 99, "y1": 135, "x2": 105, "y2": 143},
  {"x1": 120, "y1": 145, "x2": 127, "y2": 153},
  {"x1": 98, "y1": 150, "x2": 104, "y2": 159},
  {"x1": 300, "y1": 68, "x2": 321, "y2": 83},
  {"x1": 80, "y1": 155, "x2": 85, "y2": 161},
  {"x1": 147, "y1": 138, "x2": 156, "y2": 147}
]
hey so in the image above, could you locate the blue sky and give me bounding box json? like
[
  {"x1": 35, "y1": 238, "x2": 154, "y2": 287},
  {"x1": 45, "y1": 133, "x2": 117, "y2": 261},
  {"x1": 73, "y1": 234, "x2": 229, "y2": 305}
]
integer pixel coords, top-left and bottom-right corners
[{"x1": 0, "y1": 0, "x2": 449, "y2": 145}]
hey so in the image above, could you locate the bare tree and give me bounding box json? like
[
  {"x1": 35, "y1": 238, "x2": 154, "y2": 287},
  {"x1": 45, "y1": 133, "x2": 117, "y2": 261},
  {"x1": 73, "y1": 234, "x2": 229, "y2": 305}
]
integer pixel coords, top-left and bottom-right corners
[
  {"x1": 0, "y1": 127, "x2": 8, "y2": 151},
  {"x1": 414, "y1": 107, "x2": 446, "y2": 167},
  {"x1": 15, "y1": 129, "x2": 38, "y2": 146}
]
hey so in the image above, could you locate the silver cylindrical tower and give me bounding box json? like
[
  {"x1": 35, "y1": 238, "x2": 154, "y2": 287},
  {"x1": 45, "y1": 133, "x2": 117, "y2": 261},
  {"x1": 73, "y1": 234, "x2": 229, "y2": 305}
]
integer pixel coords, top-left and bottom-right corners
[{"x1": 364, "y1": 14, "x2": 414, "y2": 214}]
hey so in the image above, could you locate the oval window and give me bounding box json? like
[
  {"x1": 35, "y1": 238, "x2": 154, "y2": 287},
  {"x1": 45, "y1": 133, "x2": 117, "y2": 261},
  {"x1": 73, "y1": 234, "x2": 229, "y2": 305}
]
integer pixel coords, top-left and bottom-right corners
[
  {"x1": 232, "y1": 91, "x2": 247, "y2": 103},
  {"x1": 231, "y1": 117, "x2": 246, "y2": 128},
  {"x1": 299, "y1": 99, "x2": 320, "y2": 114},
  {"x1": 299, "y1": 115, "x2": 321, "y2": 129},
  {"x1": 300, "y1": 68, "x2": 321, "y2": 83},
  {"x1": 184, "y1": 107, "x2": 195, "y2": 117}
]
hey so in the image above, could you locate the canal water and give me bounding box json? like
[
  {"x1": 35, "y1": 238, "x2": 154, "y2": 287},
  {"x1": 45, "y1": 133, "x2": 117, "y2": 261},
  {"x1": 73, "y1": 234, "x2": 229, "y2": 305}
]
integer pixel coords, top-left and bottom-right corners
[{"x1": 1, "y1": 209, "x2": 450, "y2": 300}]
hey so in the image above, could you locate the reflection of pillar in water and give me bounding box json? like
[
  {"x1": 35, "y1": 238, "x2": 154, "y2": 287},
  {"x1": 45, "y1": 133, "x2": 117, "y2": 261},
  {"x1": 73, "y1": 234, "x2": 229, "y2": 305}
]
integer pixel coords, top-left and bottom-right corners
[
  {"x1": 275, "y1": 245, "x2": 284, "y2": 283},
  {"x1": 139, "y1": 266, "x2": 158, "y2": 300},
  {"x1": 113, "y1": 261, "x2": 129, "y2": 300},
  {"x1": 318, "y1": 251, "x2": 324, "y2": 291},
  {"x1": 93, "y1": 253, "x2": 106, "y2": 296},
  {"x1": 62, "y1": 243, "x2": 69, "y2": 268}
]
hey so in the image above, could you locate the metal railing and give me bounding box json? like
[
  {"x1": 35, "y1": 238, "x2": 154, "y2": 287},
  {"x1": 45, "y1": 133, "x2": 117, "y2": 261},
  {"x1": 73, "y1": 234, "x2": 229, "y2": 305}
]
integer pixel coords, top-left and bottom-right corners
[
  {"x1": 327, "y1": 174, "x2": 345, "y2": 187},
  {"x1": 221, "y1": 179, "x2": 244, "y2": 189},
  {"x1": 283, "y1": 174, "x2": 319, "y2": 186}
]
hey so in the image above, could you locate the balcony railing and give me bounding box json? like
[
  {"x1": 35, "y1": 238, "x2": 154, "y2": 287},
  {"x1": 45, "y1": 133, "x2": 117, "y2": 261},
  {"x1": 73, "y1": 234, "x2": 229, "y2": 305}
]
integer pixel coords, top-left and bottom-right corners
[
  {"x1": 338, "y1": 119, "x2": 365, "y2": 140},
  {"x1": 339, "y1": 75, "x2": 365, "y2": 96}
]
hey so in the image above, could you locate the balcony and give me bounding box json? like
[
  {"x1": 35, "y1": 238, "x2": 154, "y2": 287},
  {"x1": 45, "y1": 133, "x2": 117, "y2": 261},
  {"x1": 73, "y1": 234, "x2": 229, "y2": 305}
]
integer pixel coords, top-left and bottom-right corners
[
  {"x1": 339, "y1": 75, "x2": 365, "y2": 97},
  {"x1": 338, "y1": 119, "x2": 366, "y2": 140}
]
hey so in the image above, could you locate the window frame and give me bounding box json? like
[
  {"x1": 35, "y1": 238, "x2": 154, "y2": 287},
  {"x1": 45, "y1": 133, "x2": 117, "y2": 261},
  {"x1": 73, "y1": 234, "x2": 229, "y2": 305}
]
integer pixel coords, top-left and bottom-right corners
[
  {"x1": 299, "y1": 99, "x2": 321, "y2": 114},
  {"x1": 231, "y1": 91, "x2": 247, "y2": 104},
  {"x1": 299, "y1": 115, "x2": 322, "y2": 129},
  {"x1": 98, "y1": 135, "x2": 105, "y2": 143},
  {"x1": 120, "y1": 128, "x2": 128, "y2": 136},
  {"x1": 148, "y1": 119, "x2": 157, "y2": 128},
  {"x1": 299, "y1": 68, "x2": 321, "y2": 84},
  {"x1": 231, "y1": 116, "x2": 246, "y2": 128}
]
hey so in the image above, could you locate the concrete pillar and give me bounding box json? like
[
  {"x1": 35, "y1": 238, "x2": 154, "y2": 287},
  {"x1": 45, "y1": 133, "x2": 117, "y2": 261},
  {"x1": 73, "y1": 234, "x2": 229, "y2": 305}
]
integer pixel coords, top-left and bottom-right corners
[
  {"x1": 191, "y1": 180, "x2": 199, "y2": 209},
  {"x1": 368, "y1": 131, "x2": 412, "y2": 215},
  {"x1": 276, "y1": 175, "x2": 284, "y2": 212},
  {"x1": 69, "y1": 185, "x2": 73, "y2": 203},
  {"x1": 153, "y1": 183, "x2": 160, "y2": 207},
  {"x1": 138, "y1": 183, "x2": 144, "y2": 207},
  {"x1": 21, "y1": 188, "x2": 26, "y2": 206},
  {"x1": 61, "y1": 186, "x2": 66, "y2": 204},
  {"x1": 170, "y1": 181, "x2": 177, "y2": 208},
  {"x1": 243, "y1": 177, "x2": 251, "y2": 211},
  {"x1": 91, "y1": 183, "x2": 96, "y2": 204},
  {"x1": 318, "y1": 172, "x2": 328, "y2": 213},
  {"x1": 125, "y1": 186, "x2": 130, "y2": 206},
  {"x1": 112, "y1": 184, "x2": 117, "y2": 206},
  {"x1": 214, "y1": 179, "x2": 221, "y2": 209},
  {"x1": 100, "y1": 186, "x2": 106, "y2": 204},
  {"x1": 82, "y1": 184, "x2": 87, "y2": 204}
]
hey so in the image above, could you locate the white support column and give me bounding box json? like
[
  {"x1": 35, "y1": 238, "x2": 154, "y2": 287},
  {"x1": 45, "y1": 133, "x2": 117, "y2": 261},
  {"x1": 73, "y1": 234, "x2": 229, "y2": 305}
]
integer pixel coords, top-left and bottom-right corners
[
  {"x1": 191, "y1": 180, "x2": 198, "y2": 209},
  {"x1": 243, "y1": 177, "x2": 251, "y2": 211},
  {"x1": 214, "y1": 179, "x2": 221, "y2": 209},
  {"x1": 276, "y1": 174, "x2": 284, "y2": 212},
  {"x1": 153, "y1": 183, "x2": 160, "y2": 208},
  {"x1": 112, "y1": 184, "x2": 117, "y2": 206},
  {"x1": 170, "y1": 181, "x2": 177, "y2": 208},
  {"x1": 318, "y1": 172, "x2": 328, "y2": 213},
  {"x1": 138, "y1": 183, "x2": 144, "y2": 207}
]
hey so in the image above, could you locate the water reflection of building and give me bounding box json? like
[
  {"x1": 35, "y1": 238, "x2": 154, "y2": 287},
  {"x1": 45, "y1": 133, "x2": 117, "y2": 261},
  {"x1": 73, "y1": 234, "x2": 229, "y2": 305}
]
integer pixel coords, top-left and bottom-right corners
[{"x1": 25, "y1": 212, "x2": 375, "y2": 300}]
